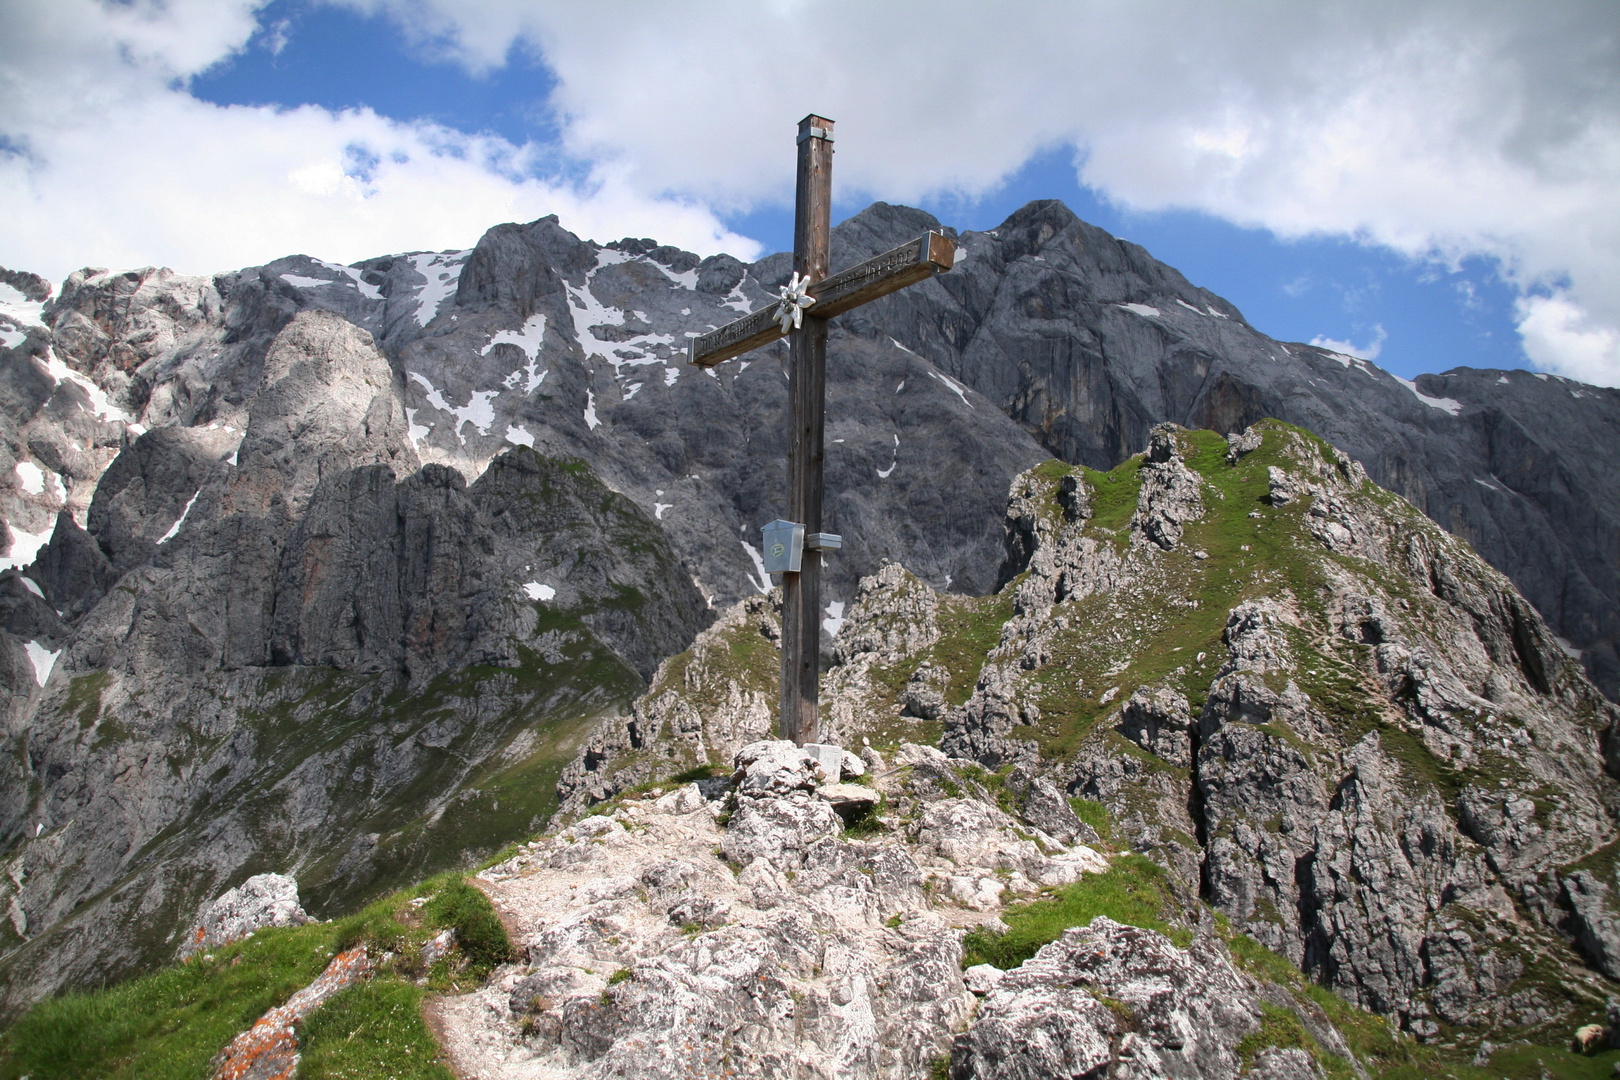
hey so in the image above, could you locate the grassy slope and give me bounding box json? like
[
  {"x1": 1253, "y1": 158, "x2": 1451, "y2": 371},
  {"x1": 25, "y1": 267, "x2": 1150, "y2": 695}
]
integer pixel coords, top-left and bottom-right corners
[{"x1": 0, "y1": 872, "x2": 511, "y2": 1079}]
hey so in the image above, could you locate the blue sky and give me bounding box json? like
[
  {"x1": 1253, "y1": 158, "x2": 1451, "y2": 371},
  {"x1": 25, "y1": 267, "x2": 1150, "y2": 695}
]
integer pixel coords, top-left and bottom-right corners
[{"x1": 3, "y1": 1, "x2": 1615, "y2": 384}]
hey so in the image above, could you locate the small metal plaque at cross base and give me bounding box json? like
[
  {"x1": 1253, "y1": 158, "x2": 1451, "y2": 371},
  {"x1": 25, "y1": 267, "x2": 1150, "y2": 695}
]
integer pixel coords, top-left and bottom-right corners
[{"x1": 689, "y1": 115, "x2": 955, "y2": 747}]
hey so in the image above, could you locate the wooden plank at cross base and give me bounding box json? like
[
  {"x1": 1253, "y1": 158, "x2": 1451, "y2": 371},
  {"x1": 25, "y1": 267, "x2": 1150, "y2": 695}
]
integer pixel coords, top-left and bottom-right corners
[{"x1": 686, "y1": 231, "x2": 957, "y2": 368}]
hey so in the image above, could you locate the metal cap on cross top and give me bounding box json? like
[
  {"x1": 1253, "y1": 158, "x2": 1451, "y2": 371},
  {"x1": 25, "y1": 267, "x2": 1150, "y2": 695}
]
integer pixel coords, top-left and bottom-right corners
[{"x1": 690, "y1": 115, "x2": 956, "y2": 746}]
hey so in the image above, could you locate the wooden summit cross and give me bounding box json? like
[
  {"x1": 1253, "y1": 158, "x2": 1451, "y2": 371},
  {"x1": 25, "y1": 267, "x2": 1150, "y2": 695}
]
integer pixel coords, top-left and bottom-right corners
[{"x1": 689, "y1": 114, "x2": 955, "y2": 746}]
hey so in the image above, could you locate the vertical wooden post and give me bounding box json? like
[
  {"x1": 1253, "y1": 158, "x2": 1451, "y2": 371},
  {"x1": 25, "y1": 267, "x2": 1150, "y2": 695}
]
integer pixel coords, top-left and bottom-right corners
[{"x1": 781, "y1": 114, "x2": 833, "y2": 746}]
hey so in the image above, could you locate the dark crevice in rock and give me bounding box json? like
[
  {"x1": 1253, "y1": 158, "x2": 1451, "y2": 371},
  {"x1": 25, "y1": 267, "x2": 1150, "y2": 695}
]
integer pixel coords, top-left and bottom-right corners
[{"x1": 1187, "y1": 704, "x2": 1212, "y2": 902}]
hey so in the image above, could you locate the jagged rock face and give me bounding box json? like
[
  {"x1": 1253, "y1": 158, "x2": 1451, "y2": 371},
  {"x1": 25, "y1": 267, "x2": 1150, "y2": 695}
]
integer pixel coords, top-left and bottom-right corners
[
  {"x1": 20, "y1": 199, "x2": 1615, "y2": 692},
  {"x1": 828, "y1": 200, "x2": 1620, "y2": 699},
  {"x1": 954, "y1": 918, "x2": 1306, "y2": 1080},
  {"x1": 564, "y1": 420, "x2": 1620, "y2": 1051},
  {"x1": 0, "y1": 434, "x2": 708, "y2": 1015}
]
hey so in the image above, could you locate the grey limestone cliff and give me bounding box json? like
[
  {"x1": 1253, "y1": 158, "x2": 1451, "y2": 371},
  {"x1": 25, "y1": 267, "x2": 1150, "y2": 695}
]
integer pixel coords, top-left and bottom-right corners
[{"x1": 560, "y1": 420, "x2": 1620, "y2": 1056}]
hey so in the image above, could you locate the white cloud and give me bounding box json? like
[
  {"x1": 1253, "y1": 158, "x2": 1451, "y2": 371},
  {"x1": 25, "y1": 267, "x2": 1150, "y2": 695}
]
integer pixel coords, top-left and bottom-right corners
[
  {"x1": 339, "y1": 0, "x2": 1620, "y2": 383},
  {"x1": 1310, "y1": 325, "x2": 1387, "y2": 362},
  {"x1": 1516, "y1": 293, "x2": 1620, "y2": 387},
  {"x1": 0, "y1": 0, "x2": 757, "y2": 283}
]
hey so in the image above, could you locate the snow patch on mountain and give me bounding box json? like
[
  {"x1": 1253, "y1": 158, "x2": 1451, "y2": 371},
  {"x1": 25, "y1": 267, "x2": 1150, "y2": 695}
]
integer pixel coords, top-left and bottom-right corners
[
  {"x1": 410, "y1": 251, "x2": 469, "y2": 327},
  {"x1": 0, "y1": 283, "x2": 46, "y2": 335},
  {"x1": 1394, "y1": 375, "x2": 1463, "y2": 416},
  {"x1": 409, "y1": 372, "x2": 497, "y2": 442},
  {"x1": 740, "y1": 540, "x2": 770, "y2": 595},
  {"x1": 822, "y1": 599, "x2": 846, "y2": 637},
  {"x1": 485, "y1": 314, "x2": 548, "y2": 393},
  {"x1": 24, "y1": 642, "x2": 59, "y2": 687},
  {"x1": 157, "y1": 491, "x2": 200, "y2": 544},
  {"x1": 3, "y1": 522, "x2": 53, "y2": 572},
  {"x1": 279, "y1": 260, "x2": 383, "y2": 300},
  {"x1": 44, "y1": 351, "x2": 134, "y2": 424},
  {"x1": 15, "y1": 461, "x2": 47, "y2": 496},
  {"x1": 928, "y1": 370, "x2": 973, "y2": 409}
]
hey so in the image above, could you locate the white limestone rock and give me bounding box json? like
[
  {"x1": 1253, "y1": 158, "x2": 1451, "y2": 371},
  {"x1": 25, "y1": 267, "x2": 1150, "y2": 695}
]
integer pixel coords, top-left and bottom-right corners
[
  {"x1": 179, "y1": 872, "x2": 311, "y2": 959},
  {"x1": 952, "y1": 918, "x2": 1265, "y2": 1079}
]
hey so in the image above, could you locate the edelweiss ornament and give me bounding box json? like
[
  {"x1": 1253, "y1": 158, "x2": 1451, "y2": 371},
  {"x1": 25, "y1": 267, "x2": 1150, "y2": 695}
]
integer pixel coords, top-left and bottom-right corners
[{"x1": 775, "y1": 273, "x2": 816, "y2": 334}]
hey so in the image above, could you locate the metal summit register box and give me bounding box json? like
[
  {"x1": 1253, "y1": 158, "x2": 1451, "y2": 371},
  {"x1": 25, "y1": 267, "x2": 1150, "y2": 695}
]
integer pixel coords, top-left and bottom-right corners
[{"x1": 762, "y1": 520, "x2": 805, "y2": 574}]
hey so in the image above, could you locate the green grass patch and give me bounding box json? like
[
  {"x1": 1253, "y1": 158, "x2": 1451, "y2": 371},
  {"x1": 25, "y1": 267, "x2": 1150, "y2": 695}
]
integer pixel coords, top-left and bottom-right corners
[
  {"x1": 1081, "y1": 460, "x2": 1144, "y2": 535},
  {"x1": 0, "y1": 873, "x2": 509, "y2": 1079},
  {"x1": 0, "y1": 920, "x2": 342, "y2": 1080},
  {"x1": 1236, "y1": 1001, "x2": 1317, "y2": 1068},
  {"x1": 1068, "y1": 797, "x2": 1113, "y2": 846},
  {"x1": 923, "y1": 591, "x2": 1017, "y2": 709},
  {"x1": 296, "y1": 979, "x2": 453, "y2": 1079},
  {"x1": 961, "y1": 855, "x2": 1185, "y2": 970},
  {"x1": 418, "y1": 875, "x2": 514, "y2": 978}
]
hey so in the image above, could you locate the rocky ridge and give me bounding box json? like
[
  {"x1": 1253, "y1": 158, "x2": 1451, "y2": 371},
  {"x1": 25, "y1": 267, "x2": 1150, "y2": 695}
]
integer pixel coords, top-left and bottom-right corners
[
  {"x1": 436, "y1": 741, "x2": 1370, "y2": 1079},
  {"x1": 561, "y1": 419, "x2": 1620, "y2": 1056}
]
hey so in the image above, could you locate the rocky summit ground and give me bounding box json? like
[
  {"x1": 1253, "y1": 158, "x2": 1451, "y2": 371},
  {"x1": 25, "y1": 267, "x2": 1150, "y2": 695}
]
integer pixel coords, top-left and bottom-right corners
[
  {"x1": 430, "y1": 742, "x2": 1348, "y2": 1080},
  {"x1": 559, "y1": 419, "x2": 1620, "y2": 1066}
]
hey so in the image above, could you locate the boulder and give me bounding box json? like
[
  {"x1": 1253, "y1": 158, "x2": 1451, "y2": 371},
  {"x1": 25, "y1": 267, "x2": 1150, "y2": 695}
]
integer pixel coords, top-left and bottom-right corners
[
  {"x1": 179, "y1": 873, "x2": 311, "y2": 959},
  {"x1": 732, "y1": 740, "x2": 822, "y2": 797},
  {"x1": 952, "y1": 918, "x2": 1260, "y2": 1079}
]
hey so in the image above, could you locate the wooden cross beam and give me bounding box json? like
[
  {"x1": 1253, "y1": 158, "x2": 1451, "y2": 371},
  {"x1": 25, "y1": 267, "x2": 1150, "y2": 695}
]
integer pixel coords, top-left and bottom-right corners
[
  {"x1": 688, "y1": 230, "x2": 957, "y2": 369},
  {"x1": 687, "y1": 114, "x2": 956, "y2": 746}
]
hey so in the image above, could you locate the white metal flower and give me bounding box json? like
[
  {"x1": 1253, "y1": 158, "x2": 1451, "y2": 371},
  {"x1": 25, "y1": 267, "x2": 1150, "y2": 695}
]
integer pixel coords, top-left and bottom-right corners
[{"x1": 775, "y1": 272, "x2": 817, "y2": 334}]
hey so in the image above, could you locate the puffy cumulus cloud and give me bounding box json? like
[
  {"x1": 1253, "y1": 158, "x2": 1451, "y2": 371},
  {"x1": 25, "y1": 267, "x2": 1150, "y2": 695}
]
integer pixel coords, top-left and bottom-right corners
[
  {"x1": 0, "y1": 0, "x2": 758, "y2": 285},
  {"x1": 1311, "y1": 326, "x2": 1387, "y2": 362},
  {"x1": 1517, "y1": 294, "x2": 1620, "y2": 387},
  {"x1": 341, "y1": 0, "x2": 1620, "y2": 383}
]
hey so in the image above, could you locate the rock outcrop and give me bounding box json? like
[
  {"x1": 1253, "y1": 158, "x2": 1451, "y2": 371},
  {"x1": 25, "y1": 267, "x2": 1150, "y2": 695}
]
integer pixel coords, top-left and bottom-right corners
[
  {"x1": 954, "y1": 918, "x2": 1316, "y2": 1080},
  {"x1": 434, "y1": 737, "x2": 1373, "y2": 1079},
  {"x1": 180, "y1": 872, "x2": 311, "y2": 960},
  {"x1": 560, "y1": 421, "x2": 1620, "y2": 1056}
]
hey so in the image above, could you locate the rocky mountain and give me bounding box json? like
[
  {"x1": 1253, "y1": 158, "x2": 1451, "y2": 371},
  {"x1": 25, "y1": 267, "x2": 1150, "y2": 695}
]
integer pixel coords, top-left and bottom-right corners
[
  {"x1": 562, "y1": 420, "x2": 1620, "y2": 1059},
  {"x1": 0, "y1": 196, "x2": 1616, "y2": 1022},
  {"x1": 3, "y1": 420, "x2": 1619, "y2": 1077}
]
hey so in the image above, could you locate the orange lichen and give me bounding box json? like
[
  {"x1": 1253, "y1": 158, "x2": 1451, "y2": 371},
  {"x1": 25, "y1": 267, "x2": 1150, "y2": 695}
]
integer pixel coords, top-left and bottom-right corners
[{"x1": 210, "y1": 946, "x2": 372, "y2": 1080}]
